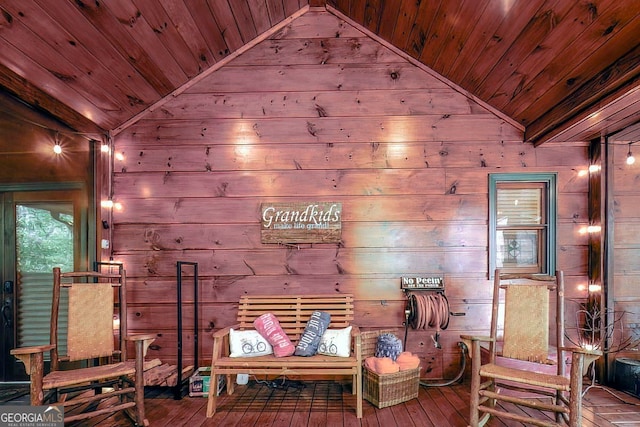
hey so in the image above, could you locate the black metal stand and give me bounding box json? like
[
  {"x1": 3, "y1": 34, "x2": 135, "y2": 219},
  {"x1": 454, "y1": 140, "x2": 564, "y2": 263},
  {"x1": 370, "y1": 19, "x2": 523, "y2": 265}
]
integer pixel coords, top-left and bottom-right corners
[{"x1": 174, "y1": 261, "x2": 198, "y2": 399}]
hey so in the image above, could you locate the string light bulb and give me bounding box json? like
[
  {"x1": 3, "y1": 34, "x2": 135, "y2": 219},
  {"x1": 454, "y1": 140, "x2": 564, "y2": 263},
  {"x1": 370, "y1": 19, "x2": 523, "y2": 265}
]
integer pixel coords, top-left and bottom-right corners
[
  {"x1": 627, "y1": 142, "x2": 636, "y2": 165},
  {"x1": 53, "y1": 131, "x2": 62, "y2": 154}
]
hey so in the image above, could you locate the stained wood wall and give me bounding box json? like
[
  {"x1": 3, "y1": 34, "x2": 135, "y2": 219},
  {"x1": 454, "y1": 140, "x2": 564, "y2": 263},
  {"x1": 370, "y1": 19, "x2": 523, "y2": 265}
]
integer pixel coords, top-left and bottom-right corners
[{"x1": 111, "y1": 9, "x2": 592, "y2": 378}]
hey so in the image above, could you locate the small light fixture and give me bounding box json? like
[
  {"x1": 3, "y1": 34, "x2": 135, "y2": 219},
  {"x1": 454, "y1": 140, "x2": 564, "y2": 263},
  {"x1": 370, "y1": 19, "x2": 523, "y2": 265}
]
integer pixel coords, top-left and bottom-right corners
[
  {"x1": 53, "y1": 132, "x2": 62, "y2": 154},
  {"x1": 588, "y1": 283, "x2": 602, "y2": 293},
  {"x1": 627, "y1": 142, "x2": 635, "y2": 165},
  {"x1": 587, "y1": 225, "x2": 601, "y2": 234},
  {"x1": 588, "y1": 164, "x2": 601, "y2": 173}
]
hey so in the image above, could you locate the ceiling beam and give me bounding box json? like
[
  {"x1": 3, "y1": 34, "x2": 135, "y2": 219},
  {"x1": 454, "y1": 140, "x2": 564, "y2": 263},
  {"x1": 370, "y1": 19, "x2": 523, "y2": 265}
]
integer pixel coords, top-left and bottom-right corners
[
  {"x1": 538, "y1": 86, "x2": 640, "y2": 144},
  {"x1": 526, "y1": 43, "x2": 640, "y2": 145},
  {"x1": 609, "y1": 120, "x2": 640, "y2": 142},
  {"x1": 0, "y1": 62, "x2": 105, "y2": 135}
]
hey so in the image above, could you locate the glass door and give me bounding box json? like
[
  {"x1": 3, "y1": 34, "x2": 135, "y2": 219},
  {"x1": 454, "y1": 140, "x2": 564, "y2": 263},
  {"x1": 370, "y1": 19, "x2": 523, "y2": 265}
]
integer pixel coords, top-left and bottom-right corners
[{"x1": 1, "y1": 189, "x2": 86, "y2": 381}]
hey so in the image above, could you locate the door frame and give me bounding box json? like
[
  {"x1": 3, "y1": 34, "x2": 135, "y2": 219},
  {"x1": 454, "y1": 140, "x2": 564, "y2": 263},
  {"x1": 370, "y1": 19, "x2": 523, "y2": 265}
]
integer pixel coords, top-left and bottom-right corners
[{"x1": 0, "y1": 182, "x2": 95, "y2": 381}]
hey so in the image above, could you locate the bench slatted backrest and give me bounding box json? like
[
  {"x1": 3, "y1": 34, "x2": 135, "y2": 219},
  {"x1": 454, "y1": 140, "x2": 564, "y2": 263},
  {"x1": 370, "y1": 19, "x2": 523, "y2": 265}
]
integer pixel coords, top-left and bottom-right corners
[{"x1": 236, "y1": 294, "x2": 355, "y2": 344}]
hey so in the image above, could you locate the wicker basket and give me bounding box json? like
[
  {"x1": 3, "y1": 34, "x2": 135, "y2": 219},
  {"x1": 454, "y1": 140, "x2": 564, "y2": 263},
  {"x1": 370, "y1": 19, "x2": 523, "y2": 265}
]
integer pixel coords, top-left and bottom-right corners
[
  {"x1": 363, "y1": 366, "x2": 420, "y2": 408},
  {"x1": 361, "y1": 329, "x2": 420, "y2": 408}
]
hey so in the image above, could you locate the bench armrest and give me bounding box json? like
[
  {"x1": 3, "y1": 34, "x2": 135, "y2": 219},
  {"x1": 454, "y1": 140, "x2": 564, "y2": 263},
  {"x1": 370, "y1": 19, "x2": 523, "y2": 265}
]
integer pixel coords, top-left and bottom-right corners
[
  {"x1": 212, "y1": 325, "x2": 239, "y2": 340},
  {"x1": 350, "y1": 324, "x2": 362, "y2": 361},
  {"x1": 211, "y1": 325, "x2": 240, "y2": 360},
  {"x1": 350, "y1": 325, "x2": 361, "y2": 337}
]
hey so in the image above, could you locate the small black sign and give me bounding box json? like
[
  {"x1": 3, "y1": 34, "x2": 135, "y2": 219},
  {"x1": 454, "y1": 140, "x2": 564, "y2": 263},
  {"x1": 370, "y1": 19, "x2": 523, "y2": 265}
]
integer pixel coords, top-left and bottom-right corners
[{"x1": 400, "y1": 276, "x2": 444, "y2": 290}]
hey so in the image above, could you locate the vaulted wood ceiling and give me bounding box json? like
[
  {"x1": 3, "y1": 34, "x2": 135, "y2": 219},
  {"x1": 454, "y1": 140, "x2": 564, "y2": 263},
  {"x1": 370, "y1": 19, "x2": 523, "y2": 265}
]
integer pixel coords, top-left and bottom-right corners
[{"x1": 0, "y1": 0, "x2": 638, "y2": 144}]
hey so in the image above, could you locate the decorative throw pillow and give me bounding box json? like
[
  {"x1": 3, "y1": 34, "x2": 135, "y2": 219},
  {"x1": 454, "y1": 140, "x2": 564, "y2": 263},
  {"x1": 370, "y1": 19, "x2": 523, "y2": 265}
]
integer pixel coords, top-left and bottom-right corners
[
  {"x1": 295, "y1": 311, "x2": 331, "y2": 356},
  {"x1": 229, "y1": 328, "x2": 273, "y2": 357},
  {"x1": 253, "y1": 312, "x2": 295, "y2": 357},
  {"x1": 375, "y1": 333, "x2": 403, "y2": 361},
  {"x1": 317, "y1": 326, "x2": 352, "y2": 357}
]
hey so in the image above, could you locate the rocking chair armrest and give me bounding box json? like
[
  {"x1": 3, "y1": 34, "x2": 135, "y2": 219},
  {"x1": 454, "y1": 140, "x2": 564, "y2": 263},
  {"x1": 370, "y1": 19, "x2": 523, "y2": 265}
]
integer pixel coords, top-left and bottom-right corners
[
  {"x1": 126, "y1": 334, "x2": 156, "y2": 359},
  {"x1": 10, "y1": 344, "x2": 56, "y2": 356},
  {"x1": 560, "y1": 346, "x2": 603, "y2": 376},
  {"x1": 459, "y1": 335, "x2": 494, "y2": 360},
  {"x1": 459, "y1": 334, "x2": 494, "y2": 342},
  {"x1": 125, "y1": 333, "x2": 157, "y2": 342},
  {"x1": 10, "y1": 345, "x2": 55, "y2": 376},
  {"x1": 559, "y1": 346, "x2": 603, "y2": 357}
]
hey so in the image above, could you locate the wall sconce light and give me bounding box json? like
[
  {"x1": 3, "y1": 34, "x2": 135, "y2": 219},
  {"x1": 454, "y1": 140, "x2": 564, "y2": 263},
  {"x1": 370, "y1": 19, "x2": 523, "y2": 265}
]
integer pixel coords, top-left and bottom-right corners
[
  {"x1": 586, "y1": 225, "x2": 601, "y2": 234},
  {"x1": 588, "y1": 282, "x2": 602, "y2": 293},
  {"x1": 100, "y1": 199, "x2": 123, "y2": 211},
  {"x1": 627, "y1": 142, "x2": 635, "y2": 165},
  {"x1": 579, "y1": 225, "x2": 601, "y2": 234}
]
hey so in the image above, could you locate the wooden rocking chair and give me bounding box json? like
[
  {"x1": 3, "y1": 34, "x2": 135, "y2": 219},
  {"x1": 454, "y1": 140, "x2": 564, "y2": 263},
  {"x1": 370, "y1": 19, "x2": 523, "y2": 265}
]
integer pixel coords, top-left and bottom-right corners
[
  {"x1": 11, "y1": 266, "x2": 155, "y2": 426},
  {"x1": 461, "y1": 270, "x2": 602, "y2": 427}
]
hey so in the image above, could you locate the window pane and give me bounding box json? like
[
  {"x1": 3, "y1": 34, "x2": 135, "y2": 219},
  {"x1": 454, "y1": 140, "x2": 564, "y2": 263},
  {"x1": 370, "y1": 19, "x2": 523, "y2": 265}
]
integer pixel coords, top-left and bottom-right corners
[
  {"x1": 489, "y1": 173, "x2": 556, "y2": 277},
  {"x1": 496, "y1": 230, "x2": 539, "y2": 268},
  {"x1": 497, "y1": 188, "x2": 542, "y2": 225},
  {"x1": 16, "y1": 202, "x2": 74, "y2": 355}
]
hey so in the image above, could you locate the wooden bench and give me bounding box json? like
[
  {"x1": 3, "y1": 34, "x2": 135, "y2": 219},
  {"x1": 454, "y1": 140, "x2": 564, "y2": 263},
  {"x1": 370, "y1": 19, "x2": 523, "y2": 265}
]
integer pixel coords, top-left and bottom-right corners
[{"x1": 206, "y1": 294, "x2": 362, "y2": 418}]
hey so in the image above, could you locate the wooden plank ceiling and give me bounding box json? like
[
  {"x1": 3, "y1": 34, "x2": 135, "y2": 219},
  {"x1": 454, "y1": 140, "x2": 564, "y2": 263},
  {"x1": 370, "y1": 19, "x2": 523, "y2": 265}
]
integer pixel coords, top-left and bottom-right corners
[{"x1": 0, "y1": 0, "x2": 638, "y2": 144}]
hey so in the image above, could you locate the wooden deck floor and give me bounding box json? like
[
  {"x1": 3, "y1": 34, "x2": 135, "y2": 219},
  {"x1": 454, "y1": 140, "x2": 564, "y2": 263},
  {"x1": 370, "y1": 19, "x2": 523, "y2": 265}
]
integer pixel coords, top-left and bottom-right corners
[{"x1": 84, "y1": 379, "x2": 640, "y2": 426}]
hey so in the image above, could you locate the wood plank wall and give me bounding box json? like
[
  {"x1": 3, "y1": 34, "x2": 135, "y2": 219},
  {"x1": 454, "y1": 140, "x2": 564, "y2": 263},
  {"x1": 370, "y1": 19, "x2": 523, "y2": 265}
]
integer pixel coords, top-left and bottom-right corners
[{"x1": 111, "y1": 9, "x2": 592, "y2": 379}]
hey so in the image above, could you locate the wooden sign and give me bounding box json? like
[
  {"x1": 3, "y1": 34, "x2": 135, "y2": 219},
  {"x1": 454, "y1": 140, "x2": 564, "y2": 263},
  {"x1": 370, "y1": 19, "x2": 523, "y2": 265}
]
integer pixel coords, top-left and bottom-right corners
[{"x1": 260, "y1": 202, "x2": 342, "y2": 244}]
